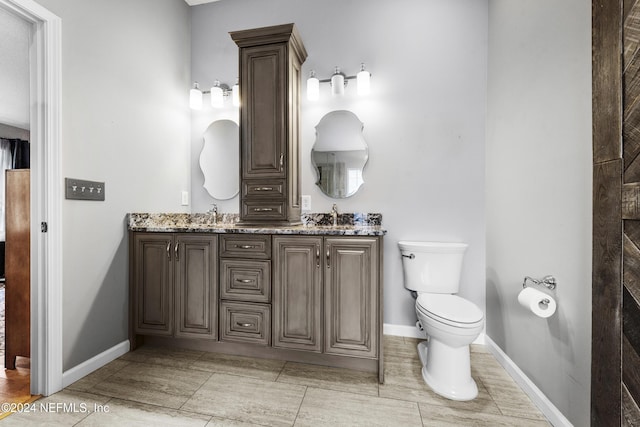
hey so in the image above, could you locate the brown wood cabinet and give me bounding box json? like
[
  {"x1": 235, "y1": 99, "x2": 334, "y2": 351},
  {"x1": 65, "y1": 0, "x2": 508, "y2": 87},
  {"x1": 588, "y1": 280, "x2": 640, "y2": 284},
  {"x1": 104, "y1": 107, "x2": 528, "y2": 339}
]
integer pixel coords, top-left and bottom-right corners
[
  {"x1": 5, "y1": 169, "x2": 30, "y2": 369},
  {"x1": 218, "y1": 234, "x2": 272, "y2": 346},
  {"x1": 230, "y1": 24, "x2": 307, "y2": 225},
  {"x1": 325, "y1": 237, "x2": 379, "y2": 358},
  {"x1": 272, "y1": 236, "x2": 323, "y2": 352},
  {"x1": 129, "y1": 230, "x2": 384, "y2": 380},
  {"x1": 132, "y1": 233, "x2": 218, "y2": 340},
  {"x1": 273, "y1": 236, "x2": 380, "y2": 359}
]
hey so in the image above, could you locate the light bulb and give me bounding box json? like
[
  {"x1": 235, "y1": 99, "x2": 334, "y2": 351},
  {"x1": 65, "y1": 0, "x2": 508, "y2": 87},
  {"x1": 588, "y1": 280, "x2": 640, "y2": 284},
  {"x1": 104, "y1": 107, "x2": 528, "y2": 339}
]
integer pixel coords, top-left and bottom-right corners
[
  {"x1": 357, "y1": 63, "x2": 370, "y2": 96},
  {"x1": 307, "y1": 70, "x2": 319, "y2": 101},
  {"x1": 232, "y1": 78, "x2": 240, "y2": 107},
  {"x1": 331, "y1": 67, "x2": 344, "y2": 96},
  {"x1": 210, "y1": 80, "x2": 224, "y2": 108},
  {"x1": 189, "y1": 82, "x2": 203, "y2": 110}
]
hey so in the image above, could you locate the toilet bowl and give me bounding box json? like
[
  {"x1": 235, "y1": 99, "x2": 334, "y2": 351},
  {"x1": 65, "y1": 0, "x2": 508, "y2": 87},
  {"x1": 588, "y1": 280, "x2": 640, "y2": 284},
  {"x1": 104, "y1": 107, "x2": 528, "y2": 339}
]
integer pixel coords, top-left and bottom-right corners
[
  {"x1": 416, "y1": 293, "x2": 483, "y2": 400},
  {"x1": 398, "y1": 241, "x2": 484, "y2": 401}
]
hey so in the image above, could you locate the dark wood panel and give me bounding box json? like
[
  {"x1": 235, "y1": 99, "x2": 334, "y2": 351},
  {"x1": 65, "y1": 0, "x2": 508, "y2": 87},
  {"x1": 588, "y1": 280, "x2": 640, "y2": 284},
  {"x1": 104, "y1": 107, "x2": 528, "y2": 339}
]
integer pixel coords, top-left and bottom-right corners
[
  {"x1": 624, "y1": 285, "x2": 640, "y2": 358},
  {"x1": 624, "y1": 383, "x2": 640, "y2": 426},
  {"x1": 593, "y1": 0, "x2": 623, "y2": 164},
  {"x1": 624, "y1": 333, "x2": 640, "y2": 409},
  {"x1": 592, "y1": 160, "x2": 623, "y2": 425},
  {"x1": 624, "y1": 233, "x2": 640, "y2": 300},
  {"x1": 624, "y1": 184, "x2": 640, "y2": 219}
]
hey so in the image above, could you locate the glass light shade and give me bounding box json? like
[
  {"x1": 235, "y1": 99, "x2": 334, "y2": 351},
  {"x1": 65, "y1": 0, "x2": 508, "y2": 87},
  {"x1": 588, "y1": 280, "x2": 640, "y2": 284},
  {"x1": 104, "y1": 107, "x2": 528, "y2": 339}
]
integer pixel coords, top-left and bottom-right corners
[
  {"x1": 357, "y1": 64, "x2": 370, "y2": 96},
  {"x1": 307, "y1": 71, "x2": 319, "y2": 101},
  {"x1": 210, "y1": 80, "x2": 224, "y2": 108},
  {"x1": 189, "y1": 83, "x2": 203, "y2": 110},
  {"x1": 331, "y1": 68, "x2": 345, "y2": 96},
  {"x1": 232, "y1": 80, "x2": 240, "y2": 107}
]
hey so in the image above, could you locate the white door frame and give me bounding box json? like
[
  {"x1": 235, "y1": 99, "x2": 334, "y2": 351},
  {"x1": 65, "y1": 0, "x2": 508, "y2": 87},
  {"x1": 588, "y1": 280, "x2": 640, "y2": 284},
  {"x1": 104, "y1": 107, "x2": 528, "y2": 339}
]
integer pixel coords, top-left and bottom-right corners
[{"x1": 0, "y1": 0, "x2": 62, "y2": 396}]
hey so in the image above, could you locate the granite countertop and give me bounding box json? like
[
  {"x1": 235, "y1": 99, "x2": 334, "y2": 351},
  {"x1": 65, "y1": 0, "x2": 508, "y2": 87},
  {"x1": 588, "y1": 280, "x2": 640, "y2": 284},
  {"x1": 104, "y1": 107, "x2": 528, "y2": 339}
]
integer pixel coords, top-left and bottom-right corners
[{"x1": 127, "y1": 213, "x2": 386, "y2": 236}]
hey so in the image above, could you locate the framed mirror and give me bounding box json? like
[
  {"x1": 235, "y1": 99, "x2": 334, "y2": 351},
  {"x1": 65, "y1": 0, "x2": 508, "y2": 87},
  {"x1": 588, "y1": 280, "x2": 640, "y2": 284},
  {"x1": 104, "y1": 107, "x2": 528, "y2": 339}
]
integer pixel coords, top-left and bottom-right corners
[
  {"x1": 311, "y1": 110, "x2": 368, "y2": 198},
  {"x1": 199, "y1": 119, "x2": 239, "y2": 200}
]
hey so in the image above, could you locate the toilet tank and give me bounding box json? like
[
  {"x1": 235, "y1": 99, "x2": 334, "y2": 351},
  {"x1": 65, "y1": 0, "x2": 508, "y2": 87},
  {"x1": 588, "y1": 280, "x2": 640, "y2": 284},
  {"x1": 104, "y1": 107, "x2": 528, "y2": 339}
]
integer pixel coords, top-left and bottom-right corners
[{"x1": 398, "y1": 241, "x2": 468, "y2": 294}]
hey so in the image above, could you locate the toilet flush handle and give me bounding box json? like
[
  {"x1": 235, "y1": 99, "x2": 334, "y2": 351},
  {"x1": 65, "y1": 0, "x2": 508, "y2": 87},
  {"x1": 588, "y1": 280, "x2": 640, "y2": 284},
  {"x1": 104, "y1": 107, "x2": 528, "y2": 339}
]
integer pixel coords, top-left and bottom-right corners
[{"x1": 402, "y1": 253, "x2": 415, "y2": 260}]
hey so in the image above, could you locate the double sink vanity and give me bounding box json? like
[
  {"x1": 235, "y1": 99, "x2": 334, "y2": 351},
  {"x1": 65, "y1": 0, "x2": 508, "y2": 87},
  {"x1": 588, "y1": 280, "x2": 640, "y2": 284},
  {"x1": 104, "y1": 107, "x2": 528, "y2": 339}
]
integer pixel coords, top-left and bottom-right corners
[
  {"x1": 127, "y1": 23, "x2": 386, "y2": 382},
  {"x1": 128, "y1": 213, "x2": 385, "y2": 381}
]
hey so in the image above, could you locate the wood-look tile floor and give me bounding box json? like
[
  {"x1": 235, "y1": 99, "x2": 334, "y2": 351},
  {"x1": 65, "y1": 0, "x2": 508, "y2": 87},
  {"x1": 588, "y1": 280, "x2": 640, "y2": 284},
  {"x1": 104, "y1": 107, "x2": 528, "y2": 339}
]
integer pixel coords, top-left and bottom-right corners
[{"x1": 1, "y1": 336, "x2": 550, "y2": 426}]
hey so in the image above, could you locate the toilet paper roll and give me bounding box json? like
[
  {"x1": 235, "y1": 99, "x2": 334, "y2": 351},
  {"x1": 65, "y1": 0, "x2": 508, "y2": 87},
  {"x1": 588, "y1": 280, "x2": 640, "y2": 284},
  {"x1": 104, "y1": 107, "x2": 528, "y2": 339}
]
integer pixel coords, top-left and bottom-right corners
[{"x1": 518, "y1": 287, "x2": 556, "y2": 318}]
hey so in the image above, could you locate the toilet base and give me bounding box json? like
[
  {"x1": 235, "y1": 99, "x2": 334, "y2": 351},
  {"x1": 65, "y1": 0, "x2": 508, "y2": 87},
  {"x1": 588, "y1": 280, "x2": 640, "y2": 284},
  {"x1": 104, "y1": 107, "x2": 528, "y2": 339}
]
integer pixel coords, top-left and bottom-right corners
[{"x1": 417, "y1": 339, "x2": 478, "y2": 401}]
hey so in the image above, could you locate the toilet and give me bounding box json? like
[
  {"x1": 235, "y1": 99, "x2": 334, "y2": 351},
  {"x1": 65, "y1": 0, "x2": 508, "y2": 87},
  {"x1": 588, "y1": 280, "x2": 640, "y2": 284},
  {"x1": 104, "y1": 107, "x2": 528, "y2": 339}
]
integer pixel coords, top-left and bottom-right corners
[{"x1": 398, "y1": 241, "x2": 484, "y2": 401}]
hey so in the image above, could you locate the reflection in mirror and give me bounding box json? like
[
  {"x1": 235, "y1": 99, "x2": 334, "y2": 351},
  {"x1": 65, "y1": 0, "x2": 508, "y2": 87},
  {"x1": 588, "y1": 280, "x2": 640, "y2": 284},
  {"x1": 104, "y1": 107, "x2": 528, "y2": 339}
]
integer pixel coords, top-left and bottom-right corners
[
  {"x1": 311, "y1": 110, "x2": 368, "y2": 198},
  {"x1": 199, "y1": 119, "x2": 239, "y2": 200}
]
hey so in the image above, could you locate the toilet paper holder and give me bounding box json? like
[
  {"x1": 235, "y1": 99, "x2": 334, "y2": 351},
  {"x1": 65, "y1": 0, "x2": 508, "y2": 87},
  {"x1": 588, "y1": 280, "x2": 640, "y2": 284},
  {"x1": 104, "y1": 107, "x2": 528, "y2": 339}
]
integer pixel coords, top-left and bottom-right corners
[{"x1": 522, "y1": 275, "x2": 557, "y2": 291}]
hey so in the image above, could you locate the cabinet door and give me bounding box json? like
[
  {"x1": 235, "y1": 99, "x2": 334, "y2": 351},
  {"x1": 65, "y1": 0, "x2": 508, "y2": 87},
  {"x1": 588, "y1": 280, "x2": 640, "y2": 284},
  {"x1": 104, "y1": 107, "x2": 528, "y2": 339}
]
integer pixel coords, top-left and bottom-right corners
[
  {"x1": 325, "y1": 238, "x2": 379, "y2": 358},
  {"x1": 273, "y1": 236, "x2": 322, "y2": 352},
  {"x1": 175, "y1": 234, "x2": 218, "y2": 339},
  {"x1": 133, "y1": 233, "x2": 174, "y2": 336},
  {"x1": 240, "y1": 44, "x2": 287, "y2": 179}
]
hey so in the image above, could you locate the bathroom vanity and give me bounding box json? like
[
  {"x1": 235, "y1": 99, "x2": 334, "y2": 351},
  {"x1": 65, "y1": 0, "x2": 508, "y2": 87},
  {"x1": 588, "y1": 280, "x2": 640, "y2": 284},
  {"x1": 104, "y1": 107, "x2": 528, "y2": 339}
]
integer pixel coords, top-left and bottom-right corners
[{"x1": 128, "y1": 213, "x2": 385, "y2": 381}]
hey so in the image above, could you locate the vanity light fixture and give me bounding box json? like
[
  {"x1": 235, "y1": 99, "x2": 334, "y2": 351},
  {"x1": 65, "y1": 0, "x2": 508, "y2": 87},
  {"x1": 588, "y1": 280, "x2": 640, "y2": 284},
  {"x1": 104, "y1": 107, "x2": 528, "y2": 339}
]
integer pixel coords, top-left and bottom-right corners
[
  {"x1": 189, "y1": 79, "x2": 238, "y2": 110},
  {"x1": 307, "y1": 71, "x2": 319, "y2": 101},
  {"x1": 307, "y1": 63, "x2": 371, "y2": 101},
  {"x1": 190, "y1": 82, "x2": 203, "y2": 110},
  {"x1": 232, "y1": 78, "x2": 240, "y2": 107}
]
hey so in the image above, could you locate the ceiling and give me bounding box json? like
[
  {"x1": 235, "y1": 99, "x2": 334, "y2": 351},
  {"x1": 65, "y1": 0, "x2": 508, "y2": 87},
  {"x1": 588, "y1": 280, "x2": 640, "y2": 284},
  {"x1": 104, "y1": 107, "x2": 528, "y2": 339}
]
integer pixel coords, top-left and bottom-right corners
[{"x1": 184, "y1": 0, "x2": 221, "y2": 5}]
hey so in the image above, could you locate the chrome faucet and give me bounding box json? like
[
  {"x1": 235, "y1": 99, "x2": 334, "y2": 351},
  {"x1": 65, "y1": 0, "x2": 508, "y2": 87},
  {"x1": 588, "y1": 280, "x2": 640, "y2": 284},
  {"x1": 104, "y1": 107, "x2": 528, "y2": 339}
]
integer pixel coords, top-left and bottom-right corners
[
  {"x1": 208, "y1": 203, "x2": 218, "y2": 224},
  {"x1": 331, "y1": 203, "x2": 338, "y2": 226}
]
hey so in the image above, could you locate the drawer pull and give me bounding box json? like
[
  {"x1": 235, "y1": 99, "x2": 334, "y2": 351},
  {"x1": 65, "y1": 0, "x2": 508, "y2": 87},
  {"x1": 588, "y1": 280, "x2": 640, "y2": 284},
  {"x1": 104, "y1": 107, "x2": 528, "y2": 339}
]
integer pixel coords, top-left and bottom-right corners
[
  {"x1": 236, "y1": 279, "x2": 254, "y2": 283},
  {"x1": 254, "y1": 187, "x2": 273, "y2": 191},
  {"x1": 236, "y1": 244, "x2": 257, "y2": 249},
  {"x1": 236, "y1": 322, "x2": 254, "y2": 328},
  {"x1": 253, "y1": 207, "x2": 273, "y2": 212}
]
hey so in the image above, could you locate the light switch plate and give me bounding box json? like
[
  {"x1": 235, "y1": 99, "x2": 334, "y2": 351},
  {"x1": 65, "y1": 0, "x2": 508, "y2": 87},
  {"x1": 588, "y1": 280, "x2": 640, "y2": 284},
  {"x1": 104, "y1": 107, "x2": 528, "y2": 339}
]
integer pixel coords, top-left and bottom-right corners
[
  {"x1": 181, "y1": 191, "x2": 189, "y2": 206},
  {"x1": 301, "y1": 195, "x2": 311, "y2": 212},
  {"x1": 65, "y1": 178, "x2": 105, "y2": 201}
]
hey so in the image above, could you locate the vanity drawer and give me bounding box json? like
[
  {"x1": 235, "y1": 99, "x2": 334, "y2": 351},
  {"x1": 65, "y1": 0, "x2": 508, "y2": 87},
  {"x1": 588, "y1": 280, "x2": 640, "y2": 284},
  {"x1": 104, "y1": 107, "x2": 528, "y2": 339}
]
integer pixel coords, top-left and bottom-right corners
[
  {"x1": 220, "y1": 301, "x2": 271, "y2": 346},
  {"x1": 220, "y1": 234, "x2": 271, "y2": 259},
  {"x1": 220, "y1": 259, "x2": 271, "y2": 303},
  {"x1": 241, "y1": 201, "x2": 287, "y2": 222},
  {"x1": 243, "y1": 179, "x2": 285, "y2": 199}
]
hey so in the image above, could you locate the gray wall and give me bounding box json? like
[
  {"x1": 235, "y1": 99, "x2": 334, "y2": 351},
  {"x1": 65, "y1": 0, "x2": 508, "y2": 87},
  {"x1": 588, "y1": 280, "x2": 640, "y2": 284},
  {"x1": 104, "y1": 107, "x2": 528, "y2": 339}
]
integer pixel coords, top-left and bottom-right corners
[
  {"x1": 485, "y1": 1, "x2": 592, "y2": 425},
  {"x1": 190, "y1": 0, "x2": 488, "y2": 328},
  {"x1": 34, "y1": 0, "x2": 192, "y2": 371}
]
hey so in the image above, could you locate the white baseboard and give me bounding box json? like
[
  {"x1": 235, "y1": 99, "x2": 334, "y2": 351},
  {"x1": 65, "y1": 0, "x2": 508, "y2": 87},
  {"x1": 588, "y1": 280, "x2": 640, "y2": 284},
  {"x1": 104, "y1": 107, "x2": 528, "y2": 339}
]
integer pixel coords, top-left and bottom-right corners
[
  {"x1": 485, "y1": 336, "x2": 572, "y2": 427},
  {"x1": 62, "y1": 340, "x2": 130, "y2": 388},
  {"x1": 383, "y1": 323, "x2": 486, "y2": 345}
]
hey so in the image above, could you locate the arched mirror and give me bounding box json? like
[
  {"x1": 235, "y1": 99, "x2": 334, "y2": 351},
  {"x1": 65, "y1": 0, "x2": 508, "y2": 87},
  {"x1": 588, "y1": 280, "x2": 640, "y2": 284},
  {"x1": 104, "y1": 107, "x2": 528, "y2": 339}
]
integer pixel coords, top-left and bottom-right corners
[
  {"x1": 311, "y1": 110, "x2": 368, "y2": 198},
  {"x1": 199, "y1": 119, "x2": 239, "y2": 200}
]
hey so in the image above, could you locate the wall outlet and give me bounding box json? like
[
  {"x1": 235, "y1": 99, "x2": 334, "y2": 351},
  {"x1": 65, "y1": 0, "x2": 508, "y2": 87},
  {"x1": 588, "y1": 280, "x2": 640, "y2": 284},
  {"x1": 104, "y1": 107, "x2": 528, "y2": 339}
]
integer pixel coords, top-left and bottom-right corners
[
  {"x1": 301, "y1": 195, "x2": 311, "y2": 212},
  {"x1": 181, "y1": 191, "x2": 189, "y2": 206}
]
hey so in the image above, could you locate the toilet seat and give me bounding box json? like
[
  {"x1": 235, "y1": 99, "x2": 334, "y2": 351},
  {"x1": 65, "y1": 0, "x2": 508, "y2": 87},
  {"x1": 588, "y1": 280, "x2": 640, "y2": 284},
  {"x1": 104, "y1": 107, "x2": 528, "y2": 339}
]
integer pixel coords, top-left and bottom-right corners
[{"x1": 416, "y1": 294, "x2": 483, "y2": 328}]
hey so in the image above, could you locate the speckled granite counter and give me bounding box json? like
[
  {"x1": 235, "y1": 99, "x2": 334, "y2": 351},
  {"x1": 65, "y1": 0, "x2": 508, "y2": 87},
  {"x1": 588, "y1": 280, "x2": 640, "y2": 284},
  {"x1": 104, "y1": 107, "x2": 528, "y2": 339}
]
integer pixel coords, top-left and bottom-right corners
[{"x1": 127, "y1": 213, "x2": 386, "y2": 236}]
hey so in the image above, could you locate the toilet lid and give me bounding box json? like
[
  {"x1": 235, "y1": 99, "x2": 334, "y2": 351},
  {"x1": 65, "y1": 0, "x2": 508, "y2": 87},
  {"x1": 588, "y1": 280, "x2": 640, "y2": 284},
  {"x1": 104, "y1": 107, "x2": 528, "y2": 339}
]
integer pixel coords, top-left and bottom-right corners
[{"x1": 416, "y1": 294, "x2": 484, "y2": 326}]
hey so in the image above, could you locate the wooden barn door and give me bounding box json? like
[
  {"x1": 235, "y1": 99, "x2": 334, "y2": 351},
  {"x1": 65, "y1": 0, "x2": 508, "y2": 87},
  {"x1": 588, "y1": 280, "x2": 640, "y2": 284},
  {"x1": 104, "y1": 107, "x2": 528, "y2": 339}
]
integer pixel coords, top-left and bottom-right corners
[{"x1": 593, "y1": 0, "x2": 640, "y2": 424}]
